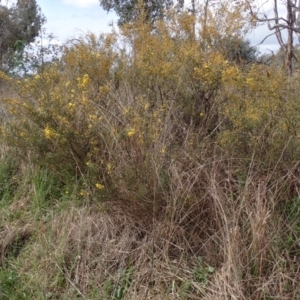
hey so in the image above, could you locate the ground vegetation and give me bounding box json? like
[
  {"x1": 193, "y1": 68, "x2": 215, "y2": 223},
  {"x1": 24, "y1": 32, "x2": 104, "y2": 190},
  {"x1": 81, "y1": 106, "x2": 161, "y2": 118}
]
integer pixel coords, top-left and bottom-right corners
[{"x1": 0, "y1": 3, "x2": 300, "y2": 299}]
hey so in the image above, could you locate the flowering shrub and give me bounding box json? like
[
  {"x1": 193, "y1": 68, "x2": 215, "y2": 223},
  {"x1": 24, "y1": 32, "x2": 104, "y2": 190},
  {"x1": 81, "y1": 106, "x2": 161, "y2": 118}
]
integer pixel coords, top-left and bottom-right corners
[
  {"x1": 0, "y1": 8, "x2": 300, "y2": 205},
  {"x1": 0, "y1": 34, "x2": 119, "y2": 190},
  {"x1": 219, "y1": 62, "x2": 300, "y2": 166}
]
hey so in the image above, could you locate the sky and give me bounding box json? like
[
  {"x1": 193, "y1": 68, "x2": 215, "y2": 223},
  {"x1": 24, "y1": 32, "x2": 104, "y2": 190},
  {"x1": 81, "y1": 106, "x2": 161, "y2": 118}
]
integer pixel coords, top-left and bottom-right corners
[
  {"x1": 37, "y1": 0, "x2": 117, "y2": 43},
  {"x1": 247, "y1": 0, "x2": 287, "y2": 53},
  {"x1": 2, "y1": 0, "x2": 292, "y2": 54}
]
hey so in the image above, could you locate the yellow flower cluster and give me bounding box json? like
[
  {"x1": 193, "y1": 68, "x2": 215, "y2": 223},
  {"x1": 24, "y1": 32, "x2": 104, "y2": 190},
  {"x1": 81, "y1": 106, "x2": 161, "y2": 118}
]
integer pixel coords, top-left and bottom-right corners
[
  {"x1": 127, "y1": 128, "x2": 136, "y2": 137},
  {"x1": 95, "y1": 183, "x2": 105, "y2": 190},
  {"x1": 77, "y1": 74, "x2": 91, "y2": 89},
  {"x1": 44, "y1": 125, "x2": 57, "y2": 139}
]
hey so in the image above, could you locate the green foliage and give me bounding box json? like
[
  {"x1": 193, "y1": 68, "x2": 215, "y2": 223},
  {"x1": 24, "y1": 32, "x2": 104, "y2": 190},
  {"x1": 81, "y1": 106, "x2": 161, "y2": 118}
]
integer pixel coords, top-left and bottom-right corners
[
  {"x1": 0, "y1": 267, "x2": 31, "y2": 300},
  {"x1": 99, "y1": 0, "x2": 184, "y2": 25},
  {"x1": 0, "y1": 0, "x2": 45, "y2": 72},
  {"x1": 214, "y1": 36, "x2": 259, "y2": 64},
  {"x1": 0, "y1": 157, "x2": 18, "y2": 204},
  {"x1": 282, "y1": 197, "x2": 300, "y2": 257},
  {"x1": 31, "y1": 167, "x2": 64, "y2": 216},
  {"x1": 103, "y1": 267, "x2": 134, "y2": 300},
  {"x1": 193, "y1": 256, "x2": 215, "y2": 288}
]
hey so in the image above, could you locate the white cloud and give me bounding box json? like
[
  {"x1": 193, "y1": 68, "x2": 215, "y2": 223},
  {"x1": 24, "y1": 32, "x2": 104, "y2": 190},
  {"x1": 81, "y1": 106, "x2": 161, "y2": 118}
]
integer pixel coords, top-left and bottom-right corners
[{"x1": 61, "y1": 0, "x2": 99, "y2": 8}]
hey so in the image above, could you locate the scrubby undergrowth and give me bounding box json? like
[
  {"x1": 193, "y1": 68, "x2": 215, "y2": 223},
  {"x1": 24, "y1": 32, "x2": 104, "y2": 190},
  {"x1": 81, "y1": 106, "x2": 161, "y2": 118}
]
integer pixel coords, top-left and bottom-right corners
[{"x1": 1, "y1": 7, "x2": 300, "y2": 299}]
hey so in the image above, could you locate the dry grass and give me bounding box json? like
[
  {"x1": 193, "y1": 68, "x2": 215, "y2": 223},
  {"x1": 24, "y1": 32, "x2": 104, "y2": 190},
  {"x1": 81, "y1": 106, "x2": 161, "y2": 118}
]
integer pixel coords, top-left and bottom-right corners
[{"x1": 1, "y1": 147, "x2": 299, "y2": 299}]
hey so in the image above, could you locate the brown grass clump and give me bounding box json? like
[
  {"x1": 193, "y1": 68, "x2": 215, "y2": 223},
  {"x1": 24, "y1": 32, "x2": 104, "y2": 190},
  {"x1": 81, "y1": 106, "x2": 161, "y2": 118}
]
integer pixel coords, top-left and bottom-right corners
[
  {"x1": 0, "y1": 224, "x2": 32, "y2": 264},
  {"x1": 1, "y1": 154, "x2": 299, "y2": 299}
]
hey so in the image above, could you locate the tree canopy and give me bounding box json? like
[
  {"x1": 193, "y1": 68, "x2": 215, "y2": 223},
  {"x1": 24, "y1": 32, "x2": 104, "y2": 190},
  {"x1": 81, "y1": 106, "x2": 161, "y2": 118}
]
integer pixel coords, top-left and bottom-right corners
[
  {"x1": 99, "y1": 0, "x2": 184, "y2": 25},
  {"x1": 0, "y1": 0, "x2": 45, "y2": 71}
]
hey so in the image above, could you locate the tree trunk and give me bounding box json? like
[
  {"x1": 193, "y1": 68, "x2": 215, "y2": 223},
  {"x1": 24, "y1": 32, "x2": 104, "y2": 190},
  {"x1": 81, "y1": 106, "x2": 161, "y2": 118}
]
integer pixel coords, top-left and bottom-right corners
[
  {"x1": 0, "y1": 36, "x2": 2, "y2": 70},
  {"x1": 286, "y1": 1, "x2": 294, "y2": 76},
  {"x1": 247, "y1": 0, "x2": 300, "y2": 76}
]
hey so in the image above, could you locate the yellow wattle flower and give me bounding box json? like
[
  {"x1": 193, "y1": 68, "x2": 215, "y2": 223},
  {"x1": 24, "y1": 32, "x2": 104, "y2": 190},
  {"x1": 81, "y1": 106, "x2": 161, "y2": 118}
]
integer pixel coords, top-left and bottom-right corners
[{"x1": 127, "y1": 128, "x2": 136, "y2": 137}]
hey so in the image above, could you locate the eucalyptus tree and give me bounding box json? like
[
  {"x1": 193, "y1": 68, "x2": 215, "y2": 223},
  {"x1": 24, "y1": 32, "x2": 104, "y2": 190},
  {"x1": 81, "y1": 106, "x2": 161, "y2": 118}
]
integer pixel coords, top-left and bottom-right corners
[
  {"x1": 99, "y1": 0, "x2": 185, "y2": 25},
  {"x1": 0, "y1": 0, "x2": 45, "y2": 71}
]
